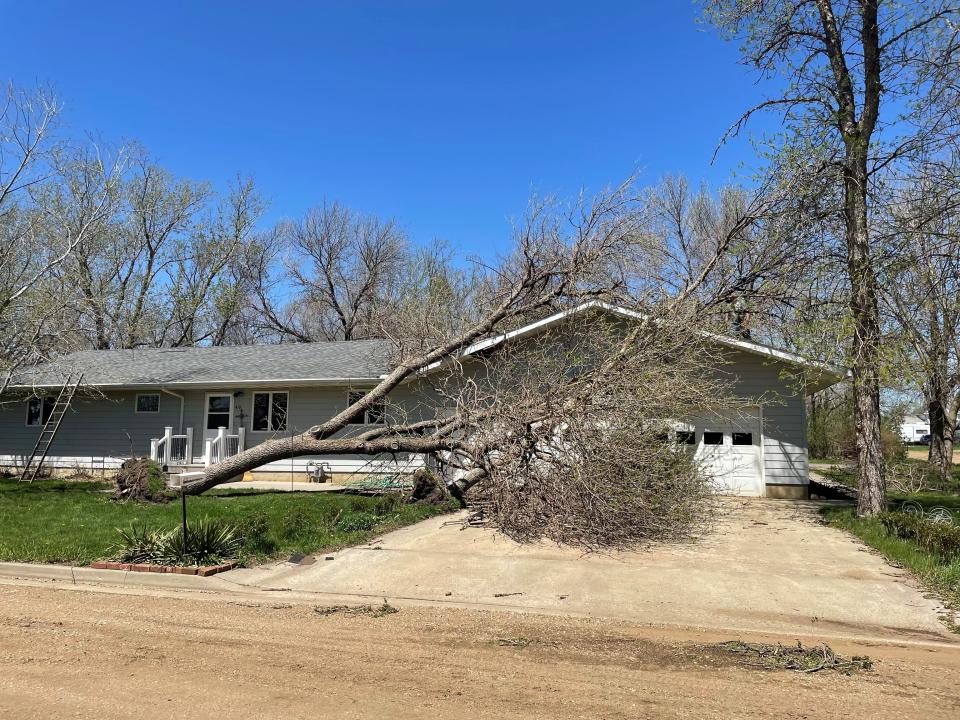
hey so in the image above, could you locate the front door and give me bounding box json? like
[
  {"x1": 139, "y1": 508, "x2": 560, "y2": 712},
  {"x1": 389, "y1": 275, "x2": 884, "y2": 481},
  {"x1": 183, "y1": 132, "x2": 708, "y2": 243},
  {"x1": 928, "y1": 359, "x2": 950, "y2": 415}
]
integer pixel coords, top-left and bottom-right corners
[{"x1": 204, "y1": 393, "x2": 234, "y2": 442}]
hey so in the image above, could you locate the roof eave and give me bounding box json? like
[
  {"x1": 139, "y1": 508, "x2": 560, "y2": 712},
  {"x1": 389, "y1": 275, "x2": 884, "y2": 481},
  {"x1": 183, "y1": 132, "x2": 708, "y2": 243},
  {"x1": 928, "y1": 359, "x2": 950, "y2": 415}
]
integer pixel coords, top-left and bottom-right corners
[
  {"x1": 13, "y1": 377, "x2": 385, "y2": 392},
  {"x1": 417, "y1": 301, "x2": 849, "y2": 391}
]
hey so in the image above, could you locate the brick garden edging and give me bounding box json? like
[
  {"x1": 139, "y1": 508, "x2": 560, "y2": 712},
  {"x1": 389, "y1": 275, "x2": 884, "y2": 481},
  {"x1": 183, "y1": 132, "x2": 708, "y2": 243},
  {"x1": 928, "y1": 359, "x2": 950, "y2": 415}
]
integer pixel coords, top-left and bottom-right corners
[{"x1": 89, "y1": 560, "x2": 237, "y2": 577}]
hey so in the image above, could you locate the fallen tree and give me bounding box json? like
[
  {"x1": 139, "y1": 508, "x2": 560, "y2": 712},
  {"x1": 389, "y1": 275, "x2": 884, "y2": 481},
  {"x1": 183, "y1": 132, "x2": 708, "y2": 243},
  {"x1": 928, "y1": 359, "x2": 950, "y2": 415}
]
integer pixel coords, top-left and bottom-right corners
[{"x1": 181, "y1": 178, "x2": 783, "y2": 546}]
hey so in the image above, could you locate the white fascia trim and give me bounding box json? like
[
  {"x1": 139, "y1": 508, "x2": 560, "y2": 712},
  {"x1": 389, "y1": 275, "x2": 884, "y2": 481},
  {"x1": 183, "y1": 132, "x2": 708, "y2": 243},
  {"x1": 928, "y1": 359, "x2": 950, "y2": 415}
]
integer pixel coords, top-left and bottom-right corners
[
  {"x1": 418, "y1": 303, "x2": 591, "y2": 375},
  {"x1": 418, "y1": 300, "x2": 848, "y2": 384}
]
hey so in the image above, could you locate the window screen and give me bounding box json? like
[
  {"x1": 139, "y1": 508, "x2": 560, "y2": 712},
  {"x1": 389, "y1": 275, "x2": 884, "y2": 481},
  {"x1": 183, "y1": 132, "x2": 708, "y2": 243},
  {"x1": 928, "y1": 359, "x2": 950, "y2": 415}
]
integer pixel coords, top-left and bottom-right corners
[
  {"x1": 206, "y1": 395, "x2": 231, "y2": 430},
  {"x1": 271, "y1": 392, "x2": 288, "y2": 431},
  {"x1": 136, "y1": 394, "x2": 160, "y2": 413},
  {"x1": 732, "y1": 432, "x2": 753, "y2": 446},
  {"x1": 675, "y1": 430, "x2": 696, "y2": 445},
  {"x1": 702, "y1": 431, "x2": 723, "y2": 445},
  {"x1": 253, "y1": 392, "x2": 288, "y2": 431}
]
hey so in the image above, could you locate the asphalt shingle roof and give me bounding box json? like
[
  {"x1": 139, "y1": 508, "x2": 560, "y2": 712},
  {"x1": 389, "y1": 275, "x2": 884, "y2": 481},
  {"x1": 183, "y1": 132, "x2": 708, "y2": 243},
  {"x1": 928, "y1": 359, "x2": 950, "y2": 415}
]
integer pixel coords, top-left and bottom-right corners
[{"x1": 19, "y1": 340, "x2": 394, "y2": 388}]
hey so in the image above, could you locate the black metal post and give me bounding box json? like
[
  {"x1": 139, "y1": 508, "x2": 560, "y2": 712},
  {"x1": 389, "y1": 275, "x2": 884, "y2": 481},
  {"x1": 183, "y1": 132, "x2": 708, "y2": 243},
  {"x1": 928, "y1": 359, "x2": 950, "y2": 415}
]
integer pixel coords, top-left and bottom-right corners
[{"x1": 181, "y1": 486, "x2": 188, "y2": 540}]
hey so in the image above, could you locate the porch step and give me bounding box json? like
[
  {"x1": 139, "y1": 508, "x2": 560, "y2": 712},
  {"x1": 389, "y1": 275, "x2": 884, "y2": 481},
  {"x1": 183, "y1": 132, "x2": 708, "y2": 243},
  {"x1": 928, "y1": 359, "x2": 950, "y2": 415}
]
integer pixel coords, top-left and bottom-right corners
[{"x1": 168, "y1": 470, "x2": 243, "y2": 488}]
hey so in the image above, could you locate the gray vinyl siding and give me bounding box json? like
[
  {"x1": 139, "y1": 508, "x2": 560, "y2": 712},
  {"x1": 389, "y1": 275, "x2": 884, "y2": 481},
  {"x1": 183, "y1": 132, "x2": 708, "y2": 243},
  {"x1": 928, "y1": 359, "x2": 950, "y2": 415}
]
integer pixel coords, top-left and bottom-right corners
[
  {"x1": 0, "y1": 348, "x2": 811, "y2": 485},
  {"x1": 0, "y1": 384, "x2": 432, "y2": 465},
  {"x1": 718, "y1": 349, "x2": 809, "y2": 486},
  {"x1": 0, "y1": 391, "x2": 181, "y2": 460}
]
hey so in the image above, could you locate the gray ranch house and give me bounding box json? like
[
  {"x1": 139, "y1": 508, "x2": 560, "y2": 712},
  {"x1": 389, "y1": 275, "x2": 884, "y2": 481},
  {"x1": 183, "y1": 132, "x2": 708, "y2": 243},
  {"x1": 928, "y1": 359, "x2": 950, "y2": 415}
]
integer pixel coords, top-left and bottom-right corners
[{"x1": 0, "y1": 304, "x2": 843, "y2": 497}]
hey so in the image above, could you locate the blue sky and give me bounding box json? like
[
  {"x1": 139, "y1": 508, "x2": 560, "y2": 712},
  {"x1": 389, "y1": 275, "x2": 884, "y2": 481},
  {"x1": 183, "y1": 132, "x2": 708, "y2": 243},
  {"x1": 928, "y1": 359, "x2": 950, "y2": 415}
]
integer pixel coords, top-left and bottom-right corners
[{"x1": 0, "y1": 1, "x2": 772, "y2": 255}]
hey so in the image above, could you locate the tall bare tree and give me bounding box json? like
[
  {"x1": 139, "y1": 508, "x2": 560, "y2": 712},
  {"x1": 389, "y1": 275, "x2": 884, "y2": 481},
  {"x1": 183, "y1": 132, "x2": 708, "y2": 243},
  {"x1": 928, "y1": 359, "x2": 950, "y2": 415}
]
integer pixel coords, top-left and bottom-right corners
[
  {"x1": 58, "y1": 151, "x2": 210, "y2": 349},
  {"x1": 162, "y1": 176, "x2": 266, "y2": 346},
  {"x1": 252, "y1": 202, "x2": 408, "y2": 341},
  {"x1": 702, "y1": 0, "x2": 960, "y2": 515},
  {"x1": 637, "y1": 175, "x2": 819, "y2": 342},
  {"x1": 53, "y1": 154, "x2": 263, "y2": 350},
  {"x1": 0, "y1": 84, "x2": 126, "y2": 390}
]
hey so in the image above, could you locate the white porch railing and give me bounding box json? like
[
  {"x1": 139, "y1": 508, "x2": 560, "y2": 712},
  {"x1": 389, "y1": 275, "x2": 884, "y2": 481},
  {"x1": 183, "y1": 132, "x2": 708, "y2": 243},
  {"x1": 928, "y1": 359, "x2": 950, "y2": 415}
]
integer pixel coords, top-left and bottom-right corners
[
  {"x1": 204, "y1": 426, "x2": 245, "y2": 467},
  {"x1": 149, "y1": 426, "x2": 194, "y2": 467}
]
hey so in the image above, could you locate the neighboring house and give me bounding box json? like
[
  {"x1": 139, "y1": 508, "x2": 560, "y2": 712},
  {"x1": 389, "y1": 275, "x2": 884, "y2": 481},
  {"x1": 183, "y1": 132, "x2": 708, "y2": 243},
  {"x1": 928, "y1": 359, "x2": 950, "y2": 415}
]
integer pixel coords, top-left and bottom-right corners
[
  {"x1": 0, "y1": 303, "x2": 844, "y2": 498},
  {"x1": 900, "y1": 414, "x2": 930, "y2": 444}
]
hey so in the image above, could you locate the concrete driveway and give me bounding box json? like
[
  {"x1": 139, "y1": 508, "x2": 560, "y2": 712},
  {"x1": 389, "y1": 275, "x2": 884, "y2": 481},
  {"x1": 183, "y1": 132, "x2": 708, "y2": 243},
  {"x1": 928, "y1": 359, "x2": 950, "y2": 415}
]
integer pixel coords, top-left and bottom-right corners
[{"x1": 230, "y1": 498, "x2": 952, "y2": 643}]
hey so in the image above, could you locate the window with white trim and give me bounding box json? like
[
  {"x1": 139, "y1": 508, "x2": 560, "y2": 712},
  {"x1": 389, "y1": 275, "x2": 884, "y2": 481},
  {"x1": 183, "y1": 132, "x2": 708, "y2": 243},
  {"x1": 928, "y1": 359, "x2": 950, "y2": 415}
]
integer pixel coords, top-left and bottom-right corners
[
  {"x1": 347, "y1": 390, "x2": 386, "y2": 424},
  {"x1": 135, "y1": 394, "x2": 160, "y2": 413},
  {"x1": 26, "y1": 397, "x2": 55, "y2": 426},
  {"x1": 252, "y1": 391, "x2": 288, "y2": 431}
]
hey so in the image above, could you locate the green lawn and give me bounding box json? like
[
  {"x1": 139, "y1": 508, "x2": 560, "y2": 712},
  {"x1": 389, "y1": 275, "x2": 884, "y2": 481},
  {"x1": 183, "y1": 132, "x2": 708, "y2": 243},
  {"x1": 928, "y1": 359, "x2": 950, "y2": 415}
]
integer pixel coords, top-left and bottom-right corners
[
  {"x1": 0, "y1": 478, "x2": 456, "y2": 566},
  {"x1": 821, "y1": 502, "x2": 960, "y2": 629}
]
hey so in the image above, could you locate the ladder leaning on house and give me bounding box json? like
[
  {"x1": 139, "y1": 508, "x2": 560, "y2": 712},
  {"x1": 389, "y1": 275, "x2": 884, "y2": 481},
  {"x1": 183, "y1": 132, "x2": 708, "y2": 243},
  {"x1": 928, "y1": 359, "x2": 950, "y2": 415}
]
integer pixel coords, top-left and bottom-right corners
[{"x1": 19, "y1": 373, "x2": 84, "y2": 482}]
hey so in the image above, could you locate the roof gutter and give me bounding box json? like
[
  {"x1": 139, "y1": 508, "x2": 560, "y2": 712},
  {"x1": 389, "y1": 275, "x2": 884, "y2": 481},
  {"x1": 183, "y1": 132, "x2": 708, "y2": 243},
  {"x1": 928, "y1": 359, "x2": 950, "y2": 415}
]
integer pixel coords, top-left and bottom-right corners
[{"x1": 19, "y1": 377, "x2": 384, "y2": 391}]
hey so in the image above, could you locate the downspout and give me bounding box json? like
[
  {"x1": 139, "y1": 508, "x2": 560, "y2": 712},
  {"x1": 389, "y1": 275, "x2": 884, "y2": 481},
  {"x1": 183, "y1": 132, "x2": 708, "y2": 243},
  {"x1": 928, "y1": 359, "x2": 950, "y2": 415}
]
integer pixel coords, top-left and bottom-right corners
[{"x1": 161, "y1": 387, "x2": 185, "y2": 434}]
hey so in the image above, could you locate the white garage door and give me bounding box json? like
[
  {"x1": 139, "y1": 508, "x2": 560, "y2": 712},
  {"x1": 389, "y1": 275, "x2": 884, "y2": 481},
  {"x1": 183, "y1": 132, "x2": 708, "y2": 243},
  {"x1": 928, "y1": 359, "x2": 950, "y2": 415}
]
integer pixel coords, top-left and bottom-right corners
[{"x1": 690, "y1": 409, "x2": 763, "y2": 496}]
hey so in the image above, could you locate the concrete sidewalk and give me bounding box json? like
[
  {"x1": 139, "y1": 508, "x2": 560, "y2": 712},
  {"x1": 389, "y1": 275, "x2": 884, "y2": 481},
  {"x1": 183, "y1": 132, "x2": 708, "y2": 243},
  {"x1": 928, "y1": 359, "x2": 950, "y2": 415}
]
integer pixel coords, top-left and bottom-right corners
[{"x1": 218, "y1": 480, "x2": 348, "y2": 492}]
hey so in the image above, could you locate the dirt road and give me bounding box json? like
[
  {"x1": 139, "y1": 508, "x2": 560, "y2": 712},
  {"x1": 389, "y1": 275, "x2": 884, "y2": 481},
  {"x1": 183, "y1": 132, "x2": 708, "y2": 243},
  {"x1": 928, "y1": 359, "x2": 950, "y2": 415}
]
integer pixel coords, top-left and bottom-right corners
[{"x1": 1, "y1": 581, "x2": 958, "y2": 719}]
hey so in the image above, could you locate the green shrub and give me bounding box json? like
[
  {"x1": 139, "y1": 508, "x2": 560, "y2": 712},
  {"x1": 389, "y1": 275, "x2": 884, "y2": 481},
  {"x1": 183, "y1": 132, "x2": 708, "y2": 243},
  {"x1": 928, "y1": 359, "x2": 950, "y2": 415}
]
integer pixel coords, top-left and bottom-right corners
[
  {"x1": 879, "y1": 512, "x2": 960, "y2": 561},
  {"x1": 164, "y1": 517, "x2": 241, "y2": 565},
  {"x1": 335, "y1": 511, "x2": 378, "y2": 533}
]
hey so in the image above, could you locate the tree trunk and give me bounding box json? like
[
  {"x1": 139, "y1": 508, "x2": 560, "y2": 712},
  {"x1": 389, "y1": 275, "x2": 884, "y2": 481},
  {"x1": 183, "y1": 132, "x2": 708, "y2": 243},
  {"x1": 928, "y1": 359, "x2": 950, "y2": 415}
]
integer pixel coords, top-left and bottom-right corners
[
  {"x1": 945, "y1": 397, "x2": 958, "y2": 470},
  {"x1": 846, "y1": 149, "x2": 886, "y2": 516},
  {"x1": 927, "y1": 386, "x2": 951, "y2": 481},
  {"x1": 181, "y1": 430, "x2": 462, "y2": 495}
]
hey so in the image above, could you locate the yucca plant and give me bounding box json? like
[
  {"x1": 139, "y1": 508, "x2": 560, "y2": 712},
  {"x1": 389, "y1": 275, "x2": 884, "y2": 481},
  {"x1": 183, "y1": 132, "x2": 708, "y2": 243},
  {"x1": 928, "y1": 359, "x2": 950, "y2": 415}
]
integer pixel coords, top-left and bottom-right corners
[
  {"x1": 173, "y1": 516, "x2": 242, "y2": 565},
  {"x1": 112, "y1": 517, "x2": 242, "y2": 566},
  {"x1": 112, "y1": 524, "x2": 168, "y2": 563}
]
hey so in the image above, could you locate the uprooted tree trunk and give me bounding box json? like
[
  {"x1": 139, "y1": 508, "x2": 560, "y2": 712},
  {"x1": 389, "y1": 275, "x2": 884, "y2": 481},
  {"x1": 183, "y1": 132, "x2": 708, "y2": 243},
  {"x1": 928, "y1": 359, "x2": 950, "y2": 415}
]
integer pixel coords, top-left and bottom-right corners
[
  {"x1": 405, "y1": 469, "x2": 451, "y2": 505},
  {"x1": 112, "y1": 457, "x2": 170, "y2": 503}
]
